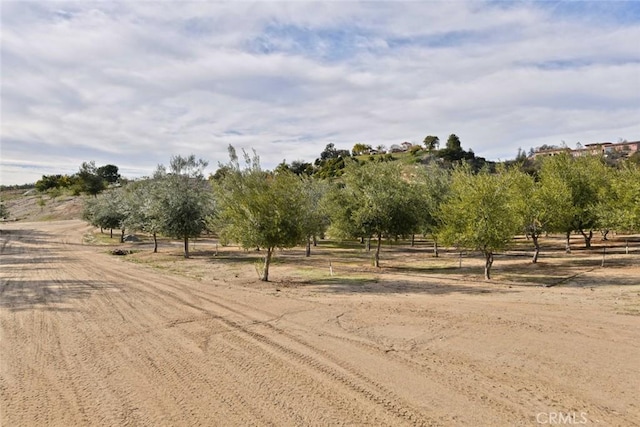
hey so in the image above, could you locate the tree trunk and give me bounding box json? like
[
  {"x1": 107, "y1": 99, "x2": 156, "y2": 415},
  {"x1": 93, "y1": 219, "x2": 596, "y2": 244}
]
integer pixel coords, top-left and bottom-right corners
[
  {"x1": 532, "y1": 234, "x2": 540, "y2": 263},
  {"x1": 484, "y1": 251, "x2": 494, "y2": 280},
  {"x1": 313, "y1": 235, "x2": 317, "y2": 247},
  {"x1": 366, "y1": 237, "x2": 371, "y2": 252},
  {"x1": 305, "y1": 236, "x2": 311, "y2": 257},
  {"x1": 602, "y1": 229, "x2": 609, "y2": 241},
  {"x1": 184, "y1": 236, "x2": 189, "y2": 258},
  {"x1": 100, "y1": 227, "x2": 103, "y2": 234},
  {"x1": 411, "y1": 234, "x2": 415, "y2": 247},
  {"x1": 261, "y1": 247, "x2": 273, "y2": 281},
  {"x1": 374, "y1": 233, "x2": 382, "y2": 268},
  {"x1": 120, "y1": 228, "x2": 125, "y2": 243},
  {"x1": 153, "y1": 232, "x2": 158, "y2": 253},
  {"x1": 433, "y1": 238, "x2": 439, "y2": 258},
  {"x1": 580, "y1": 229, "x2": 593, "y2": 249},
  {"x1": 565, "y1": 231, "x2": 571, "y2": 253},
  {"x1": 110, "y1": 228, "x2": 113, "y2": 238}
]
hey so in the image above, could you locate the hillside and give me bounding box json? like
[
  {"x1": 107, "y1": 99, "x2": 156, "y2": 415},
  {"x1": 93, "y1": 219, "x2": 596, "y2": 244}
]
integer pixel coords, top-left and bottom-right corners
[{"x1": 1, "y1": 189, "x2": 84, "y2": 222}]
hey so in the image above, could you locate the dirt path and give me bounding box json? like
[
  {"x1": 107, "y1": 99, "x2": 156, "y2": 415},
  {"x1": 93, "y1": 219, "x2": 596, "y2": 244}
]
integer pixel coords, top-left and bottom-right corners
[{"x1": 1, "y1": 221, "x2": 638, "y2": 426}]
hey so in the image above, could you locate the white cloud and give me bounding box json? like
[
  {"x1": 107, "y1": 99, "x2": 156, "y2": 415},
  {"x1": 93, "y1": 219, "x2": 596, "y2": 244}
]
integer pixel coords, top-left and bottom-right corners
[{"x1": 2, "y1": 0, "x2": 639, "y2": 185}]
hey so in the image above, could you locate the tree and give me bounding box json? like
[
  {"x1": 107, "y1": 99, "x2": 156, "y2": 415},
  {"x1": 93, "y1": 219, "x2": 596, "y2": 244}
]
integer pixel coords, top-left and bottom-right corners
[
  {"x1": 213, "y1": 146, "x2": 307, "y2": 281},
  {"x1": 299, "y1": 177, "x2": 330, "y2": 257},
  {"x1": 290, "y1": 160, "x2": 313, "y2": 176},
  {"x1": 599, "y1": 163, "x2": 640, "y2": 233},
  {"x1": 439, "y1": 165, "x2": 523, "y2": 280},
  {"x1": 327, "y1": 161, "x2": 422, "y2": 267},
  {"x1": 122, "y1": 178, "x2": 164, "y2": 253},
  {"x1": 423, "y1": 135, "x2": 440, "y2": 151},
  {"x1": 156, "y1": 155, "x2": 214, "y2": 258},
  {"x1": 35, "y1": 174, "x2": 75, "y2": 192},
  {"x1": 436, "y1": 134, "x2": 466, "y2": 163},
  {"x1": 314, "y1": 143, "x2": 353, "y2": 179},
  {"x1": 508, "y1": 168, "x2": 573, "y2": 263},
  {"x1": 83, "y1": 188, "x2": 127, "y2": 240},
  {"x1": 352, "y1": 143, "x2": 373, "y2": 156},
  {"x1": 445, "y1": 134, "x2": 462, "y2": 151},
  {"x1": 97, "y1": 164, "x2": 121, "y2": 184},
  {"x1": 77, "y1": 161, "x2": 106, "y2": 196},
  {"x1": 539, "y1": 153, "x2": 608, "y2": 251},
  {"x1": 414, "y1": 164, "x2": 450, "y2": 256}
]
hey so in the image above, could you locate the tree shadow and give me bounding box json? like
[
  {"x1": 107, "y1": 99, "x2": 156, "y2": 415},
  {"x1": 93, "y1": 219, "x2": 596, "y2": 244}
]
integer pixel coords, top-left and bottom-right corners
[
  {"x1": 0, "y1": 228, "x2": 54, "y2": 247},
  {"x1": 313, "y1": 280, "x2": 516, "y2": 296},
  {"x1": 0, "y1": 279, "x2": 117, "y2": 312}
]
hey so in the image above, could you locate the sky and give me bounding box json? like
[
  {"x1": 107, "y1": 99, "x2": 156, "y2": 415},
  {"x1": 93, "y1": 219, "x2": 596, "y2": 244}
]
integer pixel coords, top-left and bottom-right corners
[{"x1": 1, "y1": 0, "x2": 639, "y2": 185}]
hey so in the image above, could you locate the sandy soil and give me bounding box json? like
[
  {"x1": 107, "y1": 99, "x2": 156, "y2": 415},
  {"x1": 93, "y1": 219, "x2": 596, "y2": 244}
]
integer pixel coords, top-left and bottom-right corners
[{"x1": 1, "y1": 220, "x2": 639, "y2": 426}]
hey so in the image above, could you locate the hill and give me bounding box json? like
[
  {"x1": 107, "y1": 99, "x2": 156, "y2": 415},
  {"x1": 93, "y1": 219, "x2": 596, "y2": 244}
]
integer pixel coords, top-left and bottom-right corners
[{"x1": 1, "y1": 189, "x2": 84, "y2": 222}]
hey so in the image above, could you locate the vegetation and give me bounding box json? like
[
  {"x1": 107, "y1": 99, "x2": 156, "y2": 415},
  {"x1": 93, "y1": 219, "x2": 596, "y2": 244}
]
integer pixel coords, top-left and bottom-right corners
[
  {"x1": 65, "y1": 138, "x2": 639, "y2": 282},
  {"x1": 213, "y1": 146, "x2": 308, "y2": 281},
  {"x1": 155, "y1": 155, "x2": 214, "y2": 258},
  {"x1": 326, "y1": 161, "x2": 424, "y2": 267},
  {"x1": 439, "y1": 165, "x2": 523, "y2": 280}
]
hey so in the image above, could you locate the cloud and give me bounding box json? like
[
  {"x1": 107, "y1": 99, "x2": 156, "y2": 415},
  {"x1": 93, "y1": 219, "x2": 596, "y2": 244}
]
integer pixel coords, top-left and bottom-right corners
[{"x1": 2, "y1": 0, "x2": 639, "y2": 185}]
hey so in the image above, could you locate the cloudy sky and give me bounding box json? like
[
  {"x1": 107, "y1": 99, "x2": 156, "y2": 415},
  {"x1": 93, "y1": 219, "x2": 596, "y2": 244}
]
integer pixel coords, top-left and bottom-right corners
[{"x1": 2, "y1": 1, "x2": 639, "y2": 185}]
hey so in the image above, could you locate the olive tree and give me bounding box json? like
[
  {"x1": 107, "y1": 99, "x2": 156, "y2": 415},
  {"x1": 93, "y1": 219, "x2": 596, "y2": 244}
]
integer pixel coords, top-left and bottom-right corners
[
  {"x1": 213, "y1": 146, "x2": 307, "y2": 281},
  {"x1": 156, "y1": 155, "x2": 214, "y2": 258},
  {"x1": 439, "y1": 165, "x2": 523, "y2": 280},
  {"x1": 539, "y1": 153, "x2": 608, "y2": 251},
  {"x1": 82, "y1": 188, "x2": 127, "y2": 241},
  {"x1": 415, "y1": 164, "x2": 450, "y2": 256},
  {"x1": 600, "y1": 163, "x2": 640, "y2": 233},
  {"x1": 122, "y1": 177, "x2": 165, "y2": 253},
  {"x1": 509, "y1": 169, "x2": 573, "y2": 262},
  {"x1": 298, "y1": 177, "x2": 330, "y2": 257},
  {"x1": 327, "y1": 161, "x2": 423, "y2": 267}
]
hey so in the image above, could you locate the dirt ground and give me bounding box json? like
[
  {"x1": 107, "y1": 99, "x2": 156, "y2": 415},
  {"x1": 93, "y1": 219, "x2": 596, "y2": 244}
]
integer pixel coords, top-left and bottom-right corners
[{"x1": 1, "y1": 220, "x2": 639, "y2": 426}]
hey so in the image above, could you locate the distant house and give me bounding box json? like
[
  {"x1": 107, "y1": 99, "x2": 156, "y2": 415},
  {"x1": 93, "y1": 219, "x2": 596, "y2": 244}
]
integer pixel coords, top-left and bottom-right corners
[
  {"x1": 531, "y1": 140, "x2": 639, "y2": 159},
  {"x1": 401, "y1": 141, "x2": 413, "y2": 151}
]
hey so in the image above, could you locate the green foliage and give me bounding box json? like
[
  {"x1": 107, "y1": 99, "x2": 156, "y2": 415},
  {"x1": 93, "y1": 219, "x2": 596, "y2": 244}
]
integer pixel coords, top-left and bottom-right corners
[
  {"x1": 0, "y1": 200, "x2": 8, "y2": 219},
  {"x1": 35, "y1": 174, "x2": 76, "y2": 192},
  {"x1": 121, "y1": 178, "x2": 165, "y2": 252},
  {"x1": 326, "y1": 161, "x2": 423, "y2": 267},
  {"x1": 314, "y1": 143, "x2": 353, "y2": 179},
  {"x1": 96, "y1": 164, "x2": 121, "y2": 184},
  {"x1": 156, "y1": 155, "x2": 214, "y2": 258},
  {"x1": 423, "y1": 135, "x2": 440, "y2": 151},
  {"x1": 439, "y1": 165, "x2": 523, "y2": 279},
  {"x1": 299, "y1": 177, "x2": 330, "y2": 255},
  {"x1": 352, "y1": 143, "x2": 373, "y2": 156},
  {"x1": 77, "y1": 161, "x2": 107, "y2": 196},
  {"x1": 539, "y1": 153, "x2": 608, "y2": 249},
  {"x1": 414, "y1": 164, "x2": 450, "y2": 243},
  {"x1": 599, "y1": 163, "x2": 640, "y2": 232},
  {"x1": 83, "y1": 189, "x2": 127, "y2": 238},
  {"x1": 213, "y1": 146, "x2": 307, "y2": 280},
  {"x1": 430, "y1": 134, "x2": 490, "y2": 171},
  {"x1": 445, "y1": 134, "x2": 462, "y2": 151}
]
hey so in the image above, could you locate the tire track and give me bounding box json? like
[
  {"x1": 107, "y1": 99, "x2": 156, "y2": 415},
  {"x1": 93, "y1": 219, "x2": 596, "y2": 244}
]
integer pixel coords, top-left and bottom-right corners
[{"x1": 71, "y1": 249, "x2": 437, "y2": 426}]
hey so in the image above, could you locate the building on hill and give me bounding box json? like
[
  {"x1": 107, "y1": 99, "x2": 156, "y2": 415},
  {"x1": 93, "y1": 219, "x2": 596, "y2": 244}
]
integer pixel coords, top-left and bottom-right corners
[{"x1": 530, "y1": 140, "x2": 639, "y2": 159}]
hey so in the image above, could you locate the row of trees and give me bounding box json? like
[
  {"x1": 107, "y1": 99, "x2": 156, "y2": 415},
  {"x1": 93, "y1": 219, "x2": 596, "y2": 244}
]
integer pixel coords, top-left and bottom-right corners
[
  {"x1": 36, "y1": 162, "x2": 121, "y2": 196},
  {"x1": 83, "y1": 149, "x2": 640, "y2": 281}
]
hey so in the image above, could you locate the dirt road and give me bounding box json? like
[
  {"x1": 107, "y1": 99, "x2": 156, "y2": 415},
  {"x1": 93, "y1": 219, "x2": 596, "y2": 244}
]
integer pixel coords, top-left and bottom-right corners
[{"x1": 1, "y1": 220, "x2": 638, "y2": 426}]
